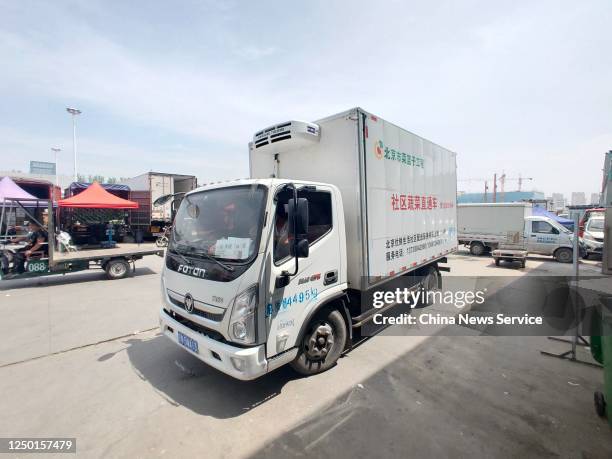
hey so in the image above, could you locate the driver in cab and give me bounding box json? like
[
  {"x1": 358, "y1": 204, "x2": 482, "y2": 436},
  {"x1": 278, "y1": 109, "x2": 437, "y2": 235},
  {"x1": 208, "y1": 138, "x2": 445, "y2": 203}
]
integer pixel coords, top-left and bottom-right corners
[{"x1": 206, "y1": 203, "x2": 258, "y2": 257}]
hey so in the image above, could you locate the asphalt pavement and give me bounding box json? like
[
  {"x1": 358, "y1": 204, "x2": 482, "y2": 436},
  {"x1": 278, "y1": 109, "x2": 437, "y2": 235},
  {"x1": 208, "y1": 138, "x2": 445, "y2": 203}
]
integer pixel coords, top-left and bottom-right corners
[{"x1": 0, "y1": 251, "x2": 610, "y2": 458}]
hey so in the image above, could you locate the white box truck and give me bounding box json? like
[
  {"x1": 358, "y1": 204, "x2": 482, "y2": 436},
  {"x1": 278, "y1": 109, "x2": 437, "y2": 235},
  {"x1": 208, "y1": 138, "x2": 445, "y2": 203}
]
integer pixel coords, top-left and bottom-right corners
[
  {"x1": 159, "y1": 108, "x2": 457, "y2": 380},
  {"x1": 120, "y1": 172, "x2": 197, "y2": 237},
  {"x1": 457, "y1": 203, "x2": 579, "y2": 265}
]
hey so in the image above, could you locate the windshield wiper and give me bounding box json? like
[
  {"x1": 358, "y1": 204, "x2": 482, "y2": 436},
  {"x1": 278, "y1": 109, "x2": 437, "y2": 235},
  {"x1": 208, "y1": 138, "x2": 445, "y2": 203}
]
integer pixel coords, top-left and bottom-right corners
[
  {"x1": 170, "y1": 246, "x2": 193, "y2": 266},
  {"x1": 174, "y1": 243, "x2": 235, "y2": 272}
]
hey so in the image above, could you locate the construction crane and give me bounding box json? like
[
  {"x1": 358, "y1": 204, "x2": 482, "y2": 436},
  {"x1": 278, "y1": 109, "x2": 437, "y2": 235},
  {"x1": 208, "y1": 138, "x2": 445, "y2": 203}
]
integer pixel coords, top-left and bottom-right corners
[
  {"x1": 458, "y1": 178, "x2": 490, "y2": 202},
  {"x1": 508, "y1": 174, "x2": 533, "y2": 192},
  {"x1": 459, "y1": 173, "x2": 534, "y2": 203},
  {"x1": 498, "y1": 172, "x2": 535, "y2": 201}
]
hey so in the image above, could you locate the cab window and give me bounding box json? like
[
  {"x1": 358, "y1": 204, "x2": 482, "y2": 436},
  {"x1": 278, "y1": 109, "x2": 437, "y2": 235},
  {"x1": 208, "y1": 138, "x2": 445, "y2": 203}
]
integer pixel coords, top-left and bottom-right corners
[
  {"x1": 587, "y1": 219, "x2": 604, "y2": 231},
  {"x1": 273, "y1": 188, "x2": 333, "y2": 263},
  {"x1": 302, "y1": 189, "x2": 333, "y2": 244},
  {"x1": 532, "y1": 221, "x2": 557, "y2": 234}
]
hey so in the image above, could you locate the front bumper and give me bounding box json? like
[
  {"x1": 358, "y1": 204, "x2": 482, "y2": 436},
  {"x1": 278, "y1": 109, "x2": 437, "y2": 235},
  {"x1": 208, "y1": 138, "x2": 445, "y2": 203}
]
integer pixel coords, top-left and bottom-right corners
[
  {"x1": 159, "y1": 308, "x2": 268, "y2": 380},
  {"x1": 582, "y1": 238, "x2": 603, "y2": 253},
  {"x1": 492, "y1": 249, "x2": 528, "y2": 260}
]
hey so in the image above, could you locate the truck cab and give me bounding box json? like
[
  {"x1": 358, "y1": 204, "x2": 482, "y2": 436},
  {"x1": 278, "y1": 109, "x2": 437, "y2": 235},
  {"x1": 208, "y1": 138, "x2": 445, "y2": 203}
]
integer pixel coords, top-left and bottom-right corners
[
  {"x1": 159, "y1": 178, "x2": 348, "y2": 380},
  {"x1": 524, "y1": 216, "x2": 576, "y2": 262}
]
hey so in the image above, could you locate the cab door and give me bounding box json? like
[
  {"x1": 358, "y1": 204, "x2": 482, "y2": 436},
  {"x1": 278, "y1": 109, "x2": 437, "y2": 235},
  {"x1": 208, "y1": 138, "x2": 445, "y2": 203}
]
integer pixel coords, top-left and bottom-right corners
[
  {"x1": 264, "y1": 185, "x2": 341, "y2": 358},
  {"x1": 527, "y1": 220, "x2": 560, "y2": 255}
]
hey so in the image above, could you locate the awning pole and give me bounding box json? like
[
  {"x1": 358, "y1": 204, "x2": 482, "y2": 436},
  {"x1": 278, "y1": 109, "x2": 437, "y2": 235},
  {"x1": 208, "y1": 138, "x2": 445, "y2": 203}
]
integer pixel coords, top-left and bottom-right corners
[
  {"x1": 48, "y1": 200, "x2": 55, "y2": 267},
  {"x1": 0, "y1": 198, "x2": 6, "y2": 241}
]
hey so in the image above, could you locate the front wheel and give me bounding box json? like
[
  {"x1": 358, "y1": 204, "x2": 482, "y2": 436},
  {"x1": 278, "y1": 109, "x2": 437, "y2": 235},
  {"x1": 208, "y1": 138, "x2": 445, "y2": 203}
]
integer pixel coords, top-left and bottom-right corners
[
  {"x1": 290, "y1": 309, "x2": 347, "y2": 376},
  {"x1": 155, "y1": 236, "x2": 168, "y2": 247},
  {"x1": 555, "y1": 248, "x2": 573, "y2": 263}
]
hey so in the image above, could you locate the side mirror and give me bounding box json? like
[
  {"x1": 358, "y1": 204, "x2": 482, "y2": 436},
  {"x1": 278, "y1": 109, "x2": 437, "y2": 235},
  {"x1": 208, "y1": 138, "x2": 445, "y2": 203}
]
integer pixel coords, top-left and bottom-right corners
[
  {"x1": 290, "y1": 238, "x2": 310, "y2": 258},
  {"x1": 153, "y1": 194, "x2": 174, "y2": 207},
  {"x1": 153, "y1": 192, "x2": 185, "y2": 207},
  {"x1": 288, "y1": 198, "x2": 309, "y2": 237}
]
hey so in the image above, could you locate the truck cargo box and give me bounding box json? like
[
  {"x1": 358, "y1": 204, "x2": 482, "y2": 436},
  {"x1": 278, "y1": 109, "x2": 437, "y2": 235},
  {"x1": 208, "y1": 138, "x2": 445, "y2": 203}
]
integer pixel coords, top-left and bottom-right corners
[
  {"x1": 249, "y1": 107, "x2": 457, "y2": 290},
  {"x1": 120, "y1": 172, "x2": 197, "y2": 235},
  {"x1": 458, "y1": 202, "x2": 532, "y2": 249}
]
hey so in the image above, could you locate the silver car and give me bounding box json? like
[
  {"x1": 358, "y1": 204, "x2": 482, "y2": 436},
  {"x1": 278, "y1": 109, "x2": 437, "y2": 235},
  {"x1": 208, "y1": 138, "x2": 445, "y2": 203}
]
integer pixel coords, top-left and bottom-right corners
[{"x1": 581, "y1": 217, "x2": 604, "y2": 258}]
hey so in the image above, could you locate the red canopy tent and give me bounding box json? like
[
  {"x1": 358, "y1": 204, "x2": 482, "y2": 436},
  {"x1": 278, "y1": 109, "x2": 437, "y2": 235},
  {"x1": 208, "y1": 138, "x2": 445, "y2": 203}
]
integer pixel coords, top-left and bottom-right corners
[{"x1": 58, "y1": 182, "x2": 138, "y2": 209}]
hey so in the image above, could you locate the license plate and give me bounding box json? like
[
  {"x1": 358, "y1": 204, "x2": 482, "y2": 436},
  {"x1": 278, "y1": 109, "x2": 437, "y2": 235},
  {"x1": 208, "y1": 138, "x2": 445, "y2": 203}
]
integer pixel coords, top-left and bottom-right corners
[{"x1": 177, "y1": 331, "x2": 198, "y2": 353}]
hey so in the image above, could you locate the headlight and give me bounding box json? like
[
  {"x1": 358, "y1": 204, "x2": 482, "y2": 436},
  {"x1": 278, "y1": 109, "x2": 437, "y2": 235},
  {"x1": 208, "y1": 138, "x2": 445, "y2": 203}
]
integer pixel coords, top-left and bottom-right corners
[{"x1": 229, "y1": 285, "x2": 258, "y2": 344}]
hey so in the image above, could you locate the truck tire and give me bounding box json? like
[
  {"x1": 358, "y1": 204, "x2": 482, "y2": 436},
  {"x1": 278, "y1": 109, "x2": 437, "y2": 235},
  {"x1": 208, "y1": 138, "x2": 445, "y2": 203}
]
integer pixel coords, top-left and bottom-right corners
[
  {"x1": 495, "y1": 258, "x2": 500, "y2": 266},
  {"x1": 470, "y1": 242, "x2": 485, "y2": 256},
  {"x1": 418, "y1": 266, "x2": 440, "y2": 306},
  {"x1": 554, "y1": 248, "x2": 573, "y2": 263},
  {"x1": 291, "y1": 308, "x2": 347, "y2": 376},
  {"x1": 105, "y1": 259, "x2": 130, "y2": 280}
]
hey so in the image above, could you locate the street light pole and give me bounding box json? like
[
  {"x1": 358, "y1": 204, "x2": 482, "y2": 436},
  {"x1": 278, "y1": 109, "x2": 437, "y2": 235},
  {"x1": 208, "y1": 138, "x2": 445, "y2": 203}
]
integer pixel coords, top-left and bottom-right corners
[
  {"x1": 51, "y1": 147, "x2": 61, "y2": 190},
  {"x1": 66, "y1": 107, "x2": 82, "y2": 182}
]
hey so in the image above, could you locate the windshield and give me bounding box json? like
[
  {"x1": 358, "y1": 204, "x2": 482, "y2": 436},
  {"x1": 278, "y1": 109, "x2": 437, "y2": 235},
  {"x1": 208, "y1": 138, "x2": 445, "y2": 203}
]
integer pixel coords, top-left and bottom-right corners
[
  {"x1": 587, "y1": 219, "x2": 604, "y2": 231},
  {"x1": 557, "y1": 223, "x2": 572, "y2": 234},
  {"x1": 546, "y1": 220, "x2": 571, "y2": 234},
  {"x1": 171, "y1": 185, "x2": 267, "y2": 262}
]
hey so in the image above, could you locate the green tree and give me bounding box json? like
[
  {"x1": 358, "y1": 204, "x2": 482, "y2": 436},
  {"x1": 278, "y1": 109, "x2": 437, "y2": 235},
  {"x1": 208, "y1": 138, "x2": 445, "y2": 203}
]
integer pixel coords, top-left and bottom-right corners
[{"x1": 88, "y1": 175, "x2": 106, "y2": 183}]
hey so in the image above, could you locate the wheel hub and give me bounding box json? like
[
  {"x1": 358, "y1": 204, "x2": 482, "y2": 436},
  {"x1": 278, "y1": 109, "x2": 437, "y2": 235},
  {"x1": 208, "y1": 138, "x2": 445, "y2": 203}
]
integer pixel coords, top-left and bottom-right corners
[{"x1": 305, "y1": 323, "x2": 334, "y2": 361}]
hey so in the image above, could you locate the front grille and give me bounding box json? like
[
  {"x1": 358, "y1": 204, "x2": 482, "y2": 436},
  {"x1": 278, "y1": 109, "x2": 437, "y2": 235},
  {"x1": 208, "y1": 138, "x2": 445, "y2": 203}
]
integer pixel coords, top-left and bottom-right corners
[
  {"x1": 168, "y1": 295, "x2": 225, "y2": 322},
  {"x1": 163, "y1": 309, "x2": 226, "y2": 343}
]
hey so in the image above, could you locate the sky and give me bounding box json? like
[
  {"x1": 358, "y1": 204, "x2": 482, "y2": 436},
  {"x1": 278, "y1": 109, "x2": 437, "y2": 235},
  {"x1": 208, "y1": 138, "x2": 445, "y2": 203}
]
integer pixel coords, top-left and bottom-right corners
[{"x1": 0, "y1": 0, "x2": 610, "y2": 199}]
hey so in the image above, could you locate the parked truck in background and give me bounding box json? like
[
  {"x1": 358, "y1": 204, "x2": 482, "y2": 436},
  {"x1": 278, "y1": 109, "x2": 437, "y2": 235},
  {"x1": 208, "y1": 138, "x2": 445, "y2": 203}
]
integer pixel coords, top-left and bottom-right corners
[
  {"x1": 457, "y1": 202, "x2": 580, "y2": 265},
  {"x1": 158, "y1": 107, "x2": 458, "y2": 380},
  {"x1": 120, "y1": 172, "x2": 197, "y2": 238}
]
